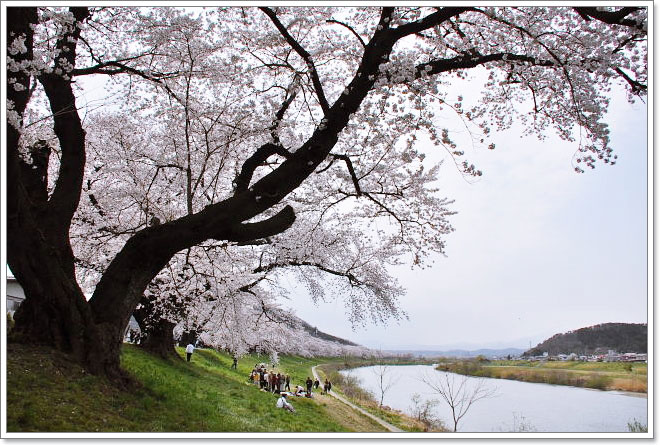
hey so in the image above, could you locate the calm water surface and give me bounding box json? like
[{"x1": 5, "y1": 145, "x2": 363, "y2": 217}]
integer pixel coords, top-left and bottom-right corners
[{"x1": 340, "y1": 365, "x2": 647, "y2": 432}]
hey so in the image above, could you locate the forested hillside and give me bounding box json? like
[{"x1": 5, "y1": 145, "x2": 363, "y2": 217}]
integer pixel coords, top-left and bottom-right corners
[{"x1": 525, "y1": 323, "x2": 647, "y2": 356}]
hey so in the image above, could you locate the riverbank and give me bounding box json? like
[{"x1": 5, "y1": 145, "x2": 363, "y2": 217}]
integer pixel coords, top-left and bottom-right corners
[
  {"x1": 341, "y1": 363, "x2": 648, "y2": 433},
  {"x1": 436, "y1": 359, "x2": 647, "y2": 393},
  {"x1": 315, "y1": 362, "x2": 447, "y2": 432},
  {"x1": 6, "y1": 343, "x2": 394, "y2": 432}
]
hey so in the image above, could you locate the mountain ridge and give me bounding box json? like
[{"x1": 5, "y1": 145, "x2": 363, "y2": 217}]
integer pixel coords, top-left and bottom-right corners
[{"x1": 524, "y1": 322, "x2": 647, "y2": 356}]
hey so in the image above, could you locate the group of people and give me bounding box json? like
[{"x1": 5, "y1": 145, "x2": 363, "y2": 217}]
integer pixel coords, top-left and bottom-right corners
[
  {"x1": 302, "y1": 376, "x2": 332, "y2": 395},
  {"x1": 247, "y1": 365, "x2": 333, "y2": 413},
  {"x1": 249, "y1": 364, "x2": 292, "y2": 393}
]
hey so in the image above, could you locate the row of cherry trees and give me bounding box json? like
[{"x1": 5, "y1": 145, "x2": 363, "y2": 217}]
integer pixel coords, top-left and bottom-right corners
[{"x1": 6, "y1": 6, "x2": 646, "y2": 381}]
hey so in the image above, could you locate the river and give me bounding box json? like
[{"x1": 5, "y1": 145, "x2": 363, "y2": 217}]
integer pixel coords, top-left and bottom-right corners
[{"x1": 340, "y1": 365, "x2": 647, "y2": 432}]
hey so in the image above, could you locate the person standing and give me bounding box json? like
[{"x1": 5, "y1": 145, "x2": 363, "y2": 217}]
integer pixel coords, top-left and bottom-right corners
[
  {"x1": 285, "y1": 374, "x2": 291, "y2": 391},
  {"x1": 231, "y1": 356, "x2": 238, "y2": 369},
  {"x1": 306, "y1": 376, "x2": 313, "y2": 395},
  {"x1": 314, "y1": 378, "x2": 320, "y2": 389},
  {"x1": 274, "y1": 373, "x2": 281, "y2": 394},
  {"x1": 185, "y1": 343, "x2": 195, "y2": 362}
]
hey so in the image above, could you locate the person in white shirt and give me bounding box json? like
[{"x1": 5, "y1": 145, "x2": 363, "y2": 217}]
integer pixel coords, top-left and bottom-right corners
[
  {"x1": 276, "y1": 393, "x2": 295, "y2": 412},
  {"x1": 185, "y1": 344, "x2": 194, "y2": 362}
]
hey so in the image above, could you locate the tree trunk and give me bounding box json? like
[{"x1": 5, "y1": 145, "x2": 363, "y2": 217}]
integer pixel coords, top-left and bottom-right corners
[
  {"x1": 179, "y1": 330, "x2": 198, "y2": 347},
  {"x1": 138, "y1": 319, "x2": 178, "y2": 360},
  {"x1": 132, "y1": 297, "x2": 179, "y2": 360},
  {"x1": 8, "y1": 132, "x2": 129, "y2": 385},
  {"x1": 8, "y1": 235, "x2": 128, "y2": 384}
]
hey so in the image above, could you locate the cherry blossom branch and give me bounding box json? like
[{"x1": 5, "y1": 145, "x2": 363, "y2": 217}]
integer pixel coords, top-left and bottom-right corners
[
  {"x1": 259, "y1": 7, "x2": 330, "y2": 115},
  {"x1": 392, "y1": 7, "x2": 474, "y2": 39},
  {"x1": 614, "y1": 67, "x2": 647, "y2": 95},
  {"x1": 573, "y1": 7, "x2": 646, "y2": 31},
  {"x1": 38, "y1": 7, "x2": 90, "y2": 234},
  {"x1": 72, "y1": 60, "x2": 183, "y2": 104},
  {"x1": 222, "y1": 206, "x2": 296, "y2": 243},
  {"x1": 326, "y1": 19, "x2": 366, "y2": 48},
  {"x1": 254, "y1": 261, "x2": 364, "y2": 287},
  {"x1": 413, "y1": 52, "x2": 554, "y2": 80},
  {"x1": 233, "y1": 143, "x2": 293, "y2": 194},
  {"x1": 331, "y1": 154, "x2": 362, "y2": 196}
]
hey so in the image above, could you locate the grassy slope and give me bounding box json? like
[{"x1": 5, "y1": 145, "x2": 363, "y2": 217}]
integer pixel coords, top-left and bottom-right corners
[
  {"x1": 6, "y1": 343, "x2": 389, "y2": 433},
  {"x1": 439, "y1": 359, "x2": 647, "y2": 393}
]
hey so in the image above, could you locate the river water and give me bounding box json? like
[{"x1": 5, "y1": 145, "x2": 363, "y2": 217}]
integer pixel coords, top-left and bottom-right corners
[{"x1": 340, "y1": 365, "x2": 647, "y2": 432}]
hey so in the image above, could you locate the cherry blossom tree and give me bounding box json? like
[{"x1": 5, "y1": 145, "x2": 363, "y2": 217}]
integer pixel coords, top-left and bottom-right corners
[{"x1": 6, "y1": 6, "x2": 647, "y2": 382}]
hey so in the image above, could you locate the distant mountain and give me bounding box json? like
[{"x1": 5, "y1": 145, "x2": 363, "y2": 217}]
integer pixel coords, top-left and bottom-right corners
[
  {"x1": 524, "y1": 323, "x2": 647, "y2": 356},
  {"x1": 386, "y1": 347, "x2": 526, "y2": 359}
]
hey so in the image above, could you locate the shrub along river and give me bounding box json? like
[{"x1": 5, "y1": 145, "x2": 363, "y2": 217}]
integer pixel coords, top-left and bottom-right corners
[{"x1": 340, "y1": 365, "x2": 647, "y2": 432}]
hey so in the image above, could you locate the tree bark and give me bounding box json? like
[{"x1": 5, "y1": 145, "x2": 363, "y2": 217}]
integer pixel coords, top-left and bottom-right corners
[
  {"x1": 132, "y1": 296, "x2": 179, "y2": 360},
  {"x1": 136, "y1": 319, "x2": 178, "y2": 360}
]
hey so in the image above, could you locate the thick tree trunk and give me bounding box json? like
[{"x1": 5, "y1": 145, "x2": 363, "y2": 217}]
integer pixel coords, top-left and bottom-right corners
[
  {"x1": 137, "y1": 319, "x2": 178, "y2": 360},
  {"x1": 7, "y1": 200, "x2": 129, "y2": 383},
  {"x1": 133, "y1": 297, "x2": 179, "y2": 360}
]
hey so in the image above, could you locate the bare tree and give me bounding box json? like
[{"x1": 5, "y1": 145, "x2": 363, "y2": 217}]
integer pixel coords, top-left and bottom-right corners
[
  {"x1": 409, "y1": 393, "x2": 443, "y2": 431},
  {"x1": 372, "y1": 363, "x2": 397, "y2": 407},
  {"x1": 421, "y1": 372, "x2": 497, "y2": 432}
]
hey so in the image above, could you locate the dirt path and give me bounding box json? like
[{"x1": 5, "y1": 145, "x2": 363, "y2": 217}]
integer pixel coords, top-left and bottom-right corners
[{"x1": 312, "y1": 365, "x2": 403, "y2": 433}]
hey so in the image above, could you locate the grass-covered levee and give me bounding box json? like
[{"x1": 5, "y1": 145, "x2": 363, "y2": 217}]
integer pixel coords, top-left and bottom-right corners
[{"x1": 6, "y1": 343, "x2": 423, "y2": 433}]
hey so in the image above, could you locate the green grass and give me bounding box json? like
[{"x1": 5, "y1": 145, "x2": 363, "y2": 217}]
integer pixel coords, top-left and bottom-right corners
[{"x1": 6, "y1": 343, "x2": 380, "y2": 432}]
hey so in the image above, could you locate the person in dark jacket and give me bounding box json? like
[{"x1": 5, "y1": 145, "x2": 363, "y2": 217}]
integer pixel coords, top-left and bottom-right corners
[{"x1": 306, "y1": 376, "x2": 313, "y2": 395}]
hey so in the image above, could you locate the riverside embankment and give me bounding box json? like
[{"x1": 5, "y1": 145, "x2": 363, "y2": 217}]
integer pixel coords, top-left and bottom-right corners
[{"x1": 437, "y1": 359, "x2": 647, "y2": 393}]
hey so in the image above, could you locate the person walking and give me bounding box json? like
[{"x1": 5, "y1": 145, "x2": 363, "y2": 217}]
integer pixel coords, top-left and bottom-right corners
[
  {"x1": 185, "y1": 343, "x2": 195, "y2": 362},
  {"x1": 231, "y1": 356, "x2": 238, "y2": 369},
  {"x1": 314, "y1": 378, "x2": 320, "y2": 389}
]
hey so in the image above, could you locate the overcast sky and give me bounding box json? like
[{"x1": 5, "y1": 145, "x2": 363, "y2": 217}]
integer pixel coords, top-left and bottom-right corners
[{"x1": 281, "y1": 85, "x2": 649, "y2": 351}]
